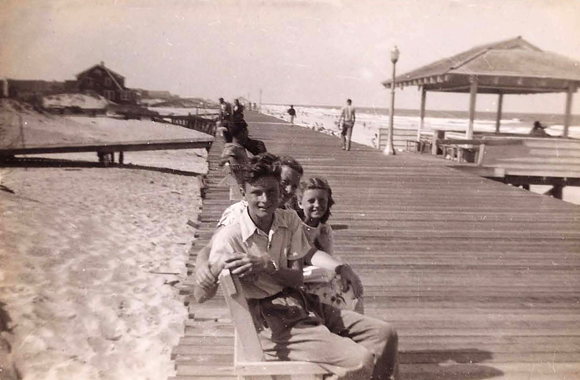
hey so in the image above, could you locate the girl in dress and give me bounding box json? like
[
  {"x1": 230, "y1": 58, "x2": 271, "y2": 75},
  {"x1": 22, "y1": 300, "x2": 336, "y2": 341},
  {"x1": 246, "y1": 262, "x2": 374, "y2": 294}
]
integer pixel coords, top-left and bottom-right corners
[{"x1": 297, "y1": 177, "x2": 364, "y2": 313}]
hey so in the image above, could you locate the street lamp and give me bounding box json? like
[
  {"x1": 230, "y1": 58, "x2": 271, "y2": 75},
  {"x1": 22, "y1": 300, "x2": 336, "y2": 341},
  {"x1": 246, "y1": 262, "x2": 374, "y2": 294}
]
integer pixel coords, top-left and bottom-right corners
[{"x1": 384, "y1": 45, "x2": 400, "y2": 155}]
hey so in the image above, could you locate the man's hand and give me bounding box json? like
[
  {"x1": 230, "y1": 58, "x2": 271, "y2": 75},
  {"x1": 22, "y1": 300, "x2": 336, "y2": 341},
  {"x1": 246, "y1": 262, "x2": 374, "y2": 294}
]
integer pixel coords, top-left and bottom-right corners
[
  {"x1": 336, "y1": 264, "x2": 364, "y2": 298},
  {"x1": 224, "y1": 253, "x2": 269, "y2": 277},
  {"x1": 196, "y1": 263, "x2": 217, "y2": 289}
]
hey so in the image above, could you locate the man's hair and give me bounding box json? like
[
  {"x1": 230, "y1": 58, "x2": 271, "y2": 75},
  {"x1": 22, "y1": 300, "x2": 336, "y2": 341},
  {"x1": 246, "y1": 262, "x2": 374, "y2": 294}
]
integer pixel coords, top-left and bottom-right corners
[
  {"x1": 242, "y1": 153, "x2": 281, "y2": 184},
  {"x1": 279, "y1": 156, "x2": 304, "y2": 176},
  {"x1": 219, "y1": 97, "x2": 224, "y2": 102},
  {"x1": 347, "y1": 99, "x2": 352, "y2": 104},
  {"x1": 297, "y1": 177, "x2": 335, "y2": 224}
]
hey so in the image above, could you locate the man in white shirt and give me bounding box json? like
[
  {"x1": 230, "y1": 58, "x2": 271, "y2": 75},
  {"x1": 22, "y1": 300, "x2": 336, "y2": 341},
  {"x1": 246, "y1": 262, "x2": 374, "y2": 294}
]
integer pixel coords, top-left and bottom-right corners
[{"x1": 338, "y1": 99, "x2": 356, "y2": 151}]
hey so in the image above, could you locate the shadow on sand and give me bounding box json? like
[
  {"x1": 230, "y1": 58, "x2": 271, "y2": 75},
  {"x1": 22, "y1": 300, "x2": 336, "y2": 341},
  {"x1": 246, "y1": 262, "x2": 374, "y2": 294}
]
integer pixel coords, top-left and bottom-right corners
[
  {"x1": 0, "y1": 156, "x2": 203, "y2": 177},
  {"x1": 400, "y1": 348, "x2": 504, "y2": 380}
]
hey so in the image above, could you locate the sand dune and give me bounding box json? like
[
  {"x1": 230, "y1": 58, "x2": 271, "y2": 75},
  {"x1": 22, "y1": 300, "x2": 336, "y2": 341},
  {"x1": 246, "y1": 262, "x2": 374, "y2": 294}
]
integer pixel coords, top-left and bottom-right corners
[{"x1": 0, "y1": 101, "x2": 208, "y2": 379}]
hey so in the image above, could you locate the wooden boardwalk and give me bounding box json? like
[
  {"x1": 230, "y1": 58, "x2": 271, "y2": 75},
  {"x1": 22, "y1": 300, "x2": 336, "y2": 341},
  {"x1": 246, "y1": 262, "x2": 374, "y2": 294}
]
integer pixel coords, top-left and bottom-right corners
[{"x1": 172, "y1": 111, "x2": 580, "y2": 380}]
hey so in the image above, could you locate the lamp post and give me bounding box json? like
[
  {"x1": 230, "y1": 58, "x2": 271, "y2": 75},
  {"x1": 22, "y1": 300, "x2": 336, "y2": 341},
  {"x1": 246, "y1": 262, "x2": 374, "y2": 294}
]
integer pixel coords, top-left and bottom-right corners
[{"x1": 384, "y1": 45, "x2": 400, "y2": 155}]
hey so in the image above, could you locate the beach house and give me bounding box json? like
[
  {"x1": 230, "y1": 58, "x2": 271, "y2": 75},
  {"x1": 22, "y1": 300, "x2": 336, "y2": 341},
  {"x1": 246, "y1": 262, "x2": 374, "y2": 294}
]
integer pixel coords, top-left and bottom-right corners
[{"x1": 75, "y1": 62, "x2": 137, "y2": 104}]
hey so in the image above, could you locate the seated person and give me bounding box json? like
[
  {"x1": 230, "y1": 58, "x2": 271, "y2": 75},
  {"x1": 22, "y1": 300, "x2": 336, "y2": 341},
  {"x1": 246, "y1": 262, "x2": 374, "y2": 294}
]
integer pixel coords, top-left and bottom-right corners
[
  {"x1": 530, "y1": 121, "x2": 549, "y2": 137},
  {"x1": 203, "y1": 153, "x2": 398, "y2": 380},
  {"x1": 219, "y1": 121, "x2": 250, "y2": 201},
  {"x1": 195, "y1": 156, "x2": 363, "y2": 308},
  {"x1": 297, "y1": 177, "x2": 364, "y2": 313}
]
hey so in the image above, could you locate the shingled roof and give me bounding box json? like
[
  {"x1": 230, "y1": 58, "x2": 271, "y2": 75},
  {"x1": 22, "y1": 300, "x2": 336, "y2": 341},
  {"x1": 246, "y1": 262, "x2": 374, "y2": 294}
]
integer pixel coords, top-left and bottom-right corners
[{"x1": 382, "y1": 36, "x2": 580, "y2": 94}]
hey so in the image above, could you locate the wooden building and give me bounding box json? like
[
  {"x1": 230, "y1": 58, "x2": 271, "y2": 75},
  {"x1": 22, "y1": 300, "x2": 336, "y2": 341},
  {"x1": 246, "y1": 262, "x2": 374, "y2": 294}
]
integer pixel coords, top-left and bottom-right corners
[
  {"x1": 383, "y1": 36, "x2": 580, "y2": 138},
  {"x1": 75, "y1": 62, "x2": 137, "y2": 104}
]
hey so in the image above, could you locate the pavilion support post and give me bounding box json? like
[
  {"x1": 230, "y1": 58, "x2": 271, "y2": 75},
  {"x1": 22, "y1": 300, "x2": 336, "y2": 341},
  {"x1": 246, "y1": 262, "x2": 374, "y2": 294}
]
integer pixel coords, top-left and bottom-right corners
[
  {"x1": 467, "y1": 76, "x2": 478, "y2": 139},
  {"x1": 495, "y1": 92, "x2": 504, "y2": 134},
  {"x1": 418, "y1": 87, "x2": 427, "y2": 141},
  {"x1": 563, "y1": 85, "x2": 575, "y2": 138}
]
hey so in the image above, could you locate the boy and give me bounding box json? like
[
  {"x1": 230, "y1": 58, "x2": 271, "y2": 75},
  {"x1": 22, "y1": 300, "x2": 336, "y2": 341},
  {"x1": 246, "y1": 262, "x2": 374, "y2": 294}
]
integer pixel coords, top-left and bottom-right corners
[{"x1": 205, "y1": 153, "x2": 398, "y2": 380}]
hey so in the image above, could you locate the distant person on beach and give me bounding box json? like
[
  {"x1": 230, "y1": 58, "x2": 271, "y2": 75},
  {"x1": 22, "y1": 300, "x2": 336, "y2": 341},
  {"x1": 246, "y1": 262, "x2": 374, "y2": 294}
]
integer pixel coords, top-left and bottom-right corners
[
  {"x1": 219, "y1": 120, "x2": 249, "y2": 200},
  {"x1": 296, "y1": 177, "x2": 364, "y2": 313},
  {"x1": 196, "y1": 153, "x2": 398, "y2": 380},
  {"x1": 287, "y1": 105, "x2": 296, "y2": 126},
  {"x1": 530, "y1": 121, "x2": 549, "y2": 137},
  {"x1": 233, "y1": 98, "x2": 245, "y2": 122},
  {"x1": 338, "y1": 99, "x2": 356, "y2": 151}
]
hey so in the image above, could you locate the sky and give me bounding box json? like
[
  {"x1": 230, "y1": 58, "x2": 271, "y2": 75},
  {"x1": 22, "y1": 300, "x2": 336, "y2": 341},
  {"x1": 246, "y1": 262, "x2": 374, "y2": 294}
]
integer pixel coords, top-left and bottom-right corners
[{"x1": 1, "y1": 0, "x2": 580, "y2": 113}]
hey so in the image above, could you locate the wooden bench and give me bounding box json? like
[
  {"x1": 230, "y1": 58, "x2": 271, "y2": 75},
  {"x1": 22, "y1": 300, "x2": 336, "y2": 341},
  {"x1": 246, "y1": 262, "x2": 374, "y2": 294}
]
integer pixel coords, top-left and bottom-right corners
[
  {"x1": 219, "y1": 269, "x2": 331, "y2": 380},
  {"x1": 376, "y1": 128, "x2": 420, "y2": 152}
]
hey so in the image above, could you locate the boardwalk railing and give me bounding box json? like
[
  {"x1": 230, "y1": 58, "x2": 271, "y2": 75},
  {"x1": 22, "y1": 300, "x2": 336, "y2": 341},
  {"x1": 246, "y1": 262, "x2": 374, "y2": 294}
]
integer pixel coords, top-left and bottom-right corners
[
  {"x1": 153, "y1": 114, "x2": 218, "y2": 136},
  {"x1": 0, "y1": 137, "x2": 215, "y2": 165}
]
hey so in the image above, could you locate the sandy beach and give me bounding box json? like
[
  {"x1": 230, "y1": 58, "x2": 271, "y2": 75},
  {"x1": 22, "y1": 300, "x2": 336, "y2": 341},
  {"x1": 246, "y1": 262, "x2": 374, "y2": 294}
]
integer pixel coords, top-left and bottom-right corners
[{"x1": 0, "y1": 100, "x2": 207, "y2": 380}]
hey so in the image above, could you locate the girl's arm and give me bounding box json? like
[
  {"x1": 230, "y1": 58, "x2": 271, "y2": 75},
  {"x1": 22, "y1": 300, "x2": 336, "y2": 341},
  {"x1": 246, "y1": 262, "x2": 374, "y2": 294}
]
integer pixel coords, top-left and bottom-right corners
[{"x1": 308, "y1": 249, "x2": 364, "y2": 298}]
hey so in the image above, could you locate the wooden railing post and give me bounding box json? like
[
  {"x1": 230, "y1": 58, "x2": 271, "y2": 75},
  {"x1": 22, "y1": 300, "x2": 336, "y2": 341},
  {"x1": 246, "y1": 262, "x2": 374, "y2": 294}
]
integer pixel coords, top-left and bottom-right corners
[{"x1": 432, "y1": 129, "x2": 444, "y2": 155}]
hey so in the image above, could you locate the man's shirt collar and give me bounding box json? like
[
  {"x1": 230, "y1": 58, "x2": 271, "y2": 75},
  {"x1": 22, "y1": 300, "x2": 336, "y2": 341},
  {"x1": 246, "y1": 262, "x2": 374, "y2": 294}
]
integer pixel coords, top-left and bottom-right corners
[{"x1": 239, "y1": 208, "x2": 289, "y2": 242}]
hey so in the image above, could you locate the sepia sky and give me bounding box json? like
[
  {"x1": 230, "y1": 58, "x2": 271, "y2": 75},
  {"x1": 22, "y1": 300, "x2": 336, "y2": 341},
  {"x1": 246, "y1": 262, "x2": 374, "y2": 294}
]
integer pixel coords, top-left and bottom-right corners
[{"x1": 1, "y1": 0, "x2": 579, "y2": 113}]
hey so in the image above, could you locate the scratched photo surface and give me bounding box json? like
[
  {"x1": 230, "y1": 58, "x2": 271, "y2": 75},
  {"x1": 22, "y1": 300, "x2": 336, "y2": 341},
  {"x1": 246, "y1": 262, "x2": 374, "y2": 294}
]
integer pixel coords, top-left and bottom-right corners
[{"x1": 1, "y1": 1, "x2": 579, "y2": 380}]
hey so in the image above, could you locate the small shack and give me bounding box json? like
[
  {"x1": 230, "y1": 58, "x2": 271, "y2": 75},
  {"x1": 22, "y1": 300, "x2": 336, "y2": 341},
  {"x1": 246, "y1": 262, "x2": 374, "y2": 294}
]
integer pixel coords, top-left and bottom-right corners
[{"x1": 382, "y1": 36, "x2": 580, "y2": 138}]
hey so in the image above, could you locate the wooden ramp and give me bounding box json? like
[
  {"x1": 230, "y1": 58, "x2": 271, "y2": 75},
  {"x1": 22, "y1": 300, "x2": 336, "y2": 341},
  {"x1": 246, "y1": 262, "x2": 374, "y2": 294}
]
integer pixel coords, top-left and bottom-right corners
[
  {"x1": 172, "y1": 111, "x2": 580, "y2": 380},
  {"x1": 0, "y1": 137, "x2": 214, "y2": 157}
]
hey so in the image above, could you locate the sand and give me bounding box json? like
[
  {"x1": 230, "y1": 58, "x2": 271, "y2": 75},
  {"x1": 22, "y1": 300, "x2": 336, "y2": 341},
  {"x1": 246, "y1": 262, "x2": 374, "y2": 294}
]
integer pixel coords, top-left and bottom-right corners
[{"x1": 0, "y1": 100, "x2": 208, "y2": 380}]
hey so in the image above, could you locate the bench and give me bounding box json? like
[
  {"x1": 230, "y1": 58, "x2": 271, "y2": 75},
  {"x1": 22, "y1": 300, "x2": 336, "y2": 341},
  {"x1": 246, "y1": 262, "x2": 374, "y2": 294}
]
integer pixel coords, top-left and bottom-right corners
[
  {"x1": 438, "y1": 138, "x2": 524, "y2": 165},
  {"x1": 219, "y1": 269, "x2": 331, "y2": 380},
  {"x1": 376, "y1": 128, "x2": 420, "y2": 152}
]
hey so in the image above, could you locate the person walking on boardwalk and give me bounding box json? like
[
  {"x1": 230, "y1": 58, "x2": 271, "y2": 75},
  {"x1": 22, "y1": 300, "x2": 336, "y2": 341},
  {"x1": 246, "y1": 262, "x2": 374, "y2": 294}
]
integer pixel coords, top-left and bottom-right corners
[
  {"x1": 338, "y1": 99, "x2": 356, "y2": 151},
  {"x1": 202, "y1": 153, "x2": 399, "y2": 380},
  {"x1": 287, "y1": 105, "x2": 296, "y2": 126}
]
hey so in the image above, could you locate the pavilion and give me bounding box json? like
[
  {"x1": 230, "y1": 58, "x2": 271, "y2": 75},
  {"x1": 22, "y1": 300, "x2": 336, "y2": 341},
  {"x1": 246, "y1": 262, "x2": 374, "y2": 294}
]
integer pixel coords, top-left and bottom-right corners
[{"x1": 382, "y1": 36, "x2": 580, "y2": 139}]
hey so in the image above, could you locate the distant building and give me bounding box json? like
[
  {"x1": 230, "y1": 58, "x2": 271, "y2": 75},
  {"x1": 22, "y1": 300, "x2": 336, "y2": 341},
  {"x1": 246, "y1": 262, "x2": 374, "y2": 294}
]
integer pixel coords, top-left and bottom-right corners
[
  {"x1": 6, "y1": 79, "x2": 69, "y2": 100},
  {"x1": 1, "y1": 78, "x2": 8, "y2": 97},
  {"x1": 142, "y1": 90, "x2": 173, "y2": 100},
  {"x1": 75, "y1": 62, "x2": 137, "y2": 104}
]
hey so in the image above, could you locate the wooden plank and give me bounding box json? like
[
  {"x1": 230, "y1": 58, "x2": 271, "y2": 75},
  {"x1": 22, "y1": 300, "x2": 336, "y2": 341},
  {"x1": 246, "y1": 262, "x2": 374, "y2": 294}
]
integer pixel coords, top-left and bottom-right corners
[
  {"x1": 0, "y1": 137, "x2": 214, "y2": 156},
  {"x1": 235, "y1": 361, "x2": 330, "y2": 376}
]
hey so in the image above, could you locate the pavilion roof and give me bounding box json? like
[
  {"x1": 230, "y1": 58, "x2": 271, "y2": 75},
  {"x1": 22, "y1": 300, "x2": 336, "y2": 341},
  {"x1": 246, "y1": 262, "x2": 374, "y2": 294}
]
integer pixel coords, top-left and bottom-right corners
[{"x1": 382, "y1": 36, "x2": 580, "y2": 94}]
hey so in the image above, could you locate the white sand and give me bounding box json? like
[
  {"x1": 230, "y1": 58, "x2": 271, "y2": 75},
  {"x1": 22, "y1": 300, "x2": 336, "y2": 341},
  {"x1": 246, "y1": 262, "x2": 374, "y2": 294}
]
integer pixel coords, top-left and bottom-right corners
[
  {"x1": 42, "y1": 94, "x2": 110, "y2": 110},
  {"x1": 0, "y1": 100, "x2": 208, "y2": 380}
]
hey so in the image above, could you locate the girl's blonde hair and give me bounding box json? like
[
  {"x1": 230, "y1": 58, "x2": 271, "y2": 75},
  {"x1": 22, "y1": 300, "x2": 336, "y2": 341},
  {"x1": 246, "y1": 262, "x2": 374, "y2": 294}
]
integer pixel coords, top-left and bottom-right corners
[{"x1": 297, "y1": 177, "x2": 335, "y2": 224}]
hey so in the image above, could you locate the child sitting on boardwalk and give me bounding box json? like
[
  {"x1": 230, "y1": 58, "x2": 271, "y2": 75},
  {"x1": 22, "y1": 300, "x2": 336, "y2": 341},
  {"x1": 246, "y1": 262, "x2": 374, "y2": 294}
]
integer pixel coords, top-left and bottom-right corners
[
  {"x1": 205, "y1": 153, "x2": 398, "y2": 380},
  {"x1": 220, "y1": 120, "x2": 249, "y2": 200},
  {"x1": 297, "y1": 177, "x2": 364, "y2": 313}
]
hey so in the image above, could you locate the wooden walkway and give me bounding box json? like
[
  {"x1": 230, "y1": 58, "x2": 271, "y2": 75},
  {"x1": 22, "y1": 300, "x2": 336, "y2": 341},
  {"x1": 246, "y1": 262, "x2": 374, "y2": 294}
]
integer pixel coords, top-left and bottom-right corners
[{"x1": 172, "y1": 111, "x2": 580, "y2": 380}]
